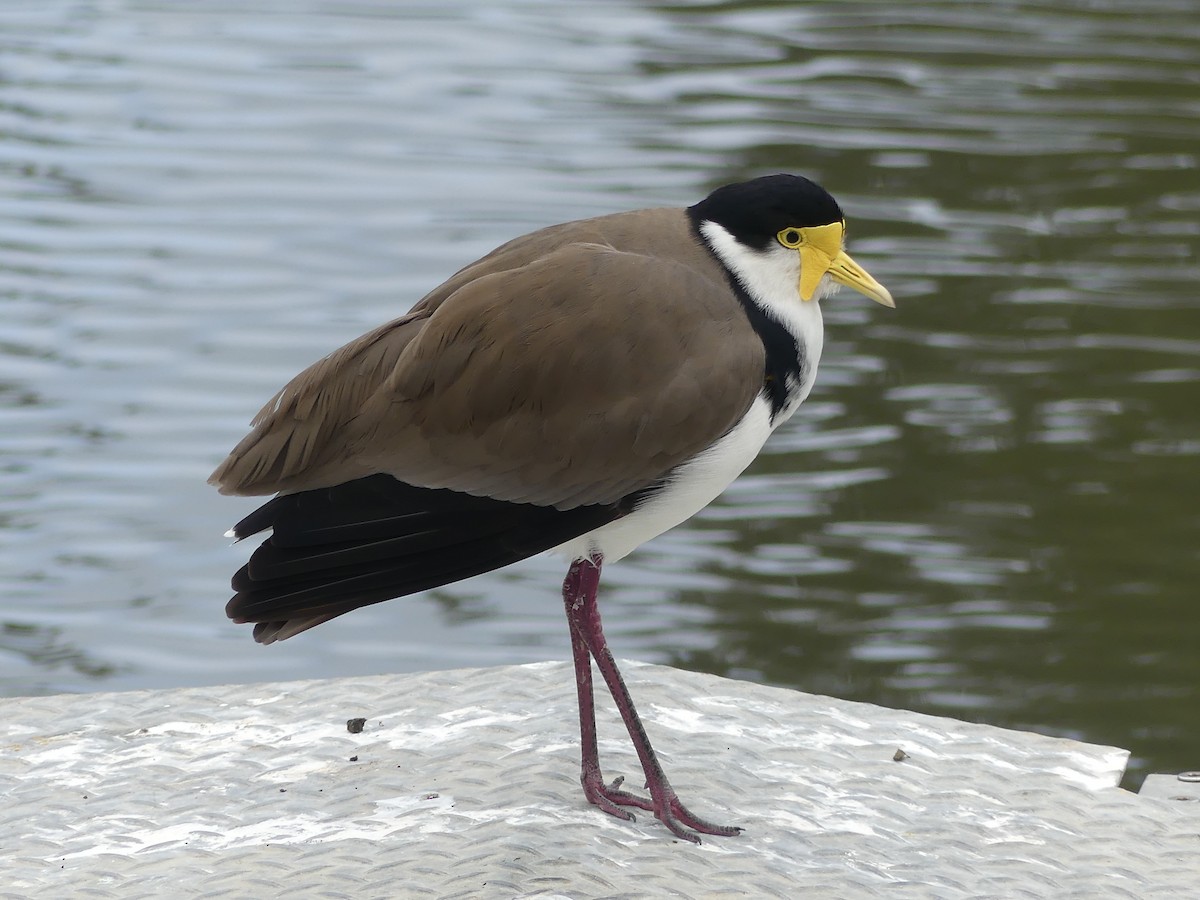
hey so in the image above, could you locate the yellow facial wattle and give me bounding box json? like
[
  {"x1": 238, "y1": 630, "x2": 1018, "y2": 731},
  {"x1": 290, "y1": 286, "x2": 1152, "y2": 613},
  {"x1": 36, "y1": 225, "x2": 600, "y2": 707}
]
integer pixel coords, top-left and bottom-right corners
[{"x1": 777, "y1": 221, "x2": 894, "y2": 307}]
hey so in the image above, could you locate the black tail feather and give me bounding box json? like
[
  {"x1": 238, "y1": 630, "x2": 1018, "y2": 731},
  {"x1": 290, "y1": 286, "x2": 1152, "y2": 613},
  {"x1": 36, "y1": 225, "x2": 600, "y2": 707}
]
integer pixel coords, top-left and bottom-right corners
[{"x1": 226, "y1": 474, "x2": 635, "y2": 641}]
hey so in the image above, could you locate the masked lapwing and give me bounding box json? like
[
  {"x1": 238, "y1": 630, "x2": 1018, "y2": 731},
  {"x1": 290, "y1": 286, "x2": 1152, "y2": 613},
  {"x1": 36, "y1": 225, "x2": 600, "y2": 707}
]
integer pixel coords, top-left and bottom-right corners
[{"x1": 211, "y1": 173, "x2": 894, "y2": 842}]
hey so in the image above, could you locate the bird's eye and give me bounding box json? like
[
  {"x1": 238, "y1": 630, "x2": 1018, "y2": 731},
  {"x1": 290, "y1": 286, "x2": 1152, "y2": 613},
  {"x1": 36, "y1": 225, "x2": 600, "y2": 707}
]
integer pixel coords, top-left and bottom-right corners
[{"x1": 777, "y1": 228, "x2": 803, "y2": 248}]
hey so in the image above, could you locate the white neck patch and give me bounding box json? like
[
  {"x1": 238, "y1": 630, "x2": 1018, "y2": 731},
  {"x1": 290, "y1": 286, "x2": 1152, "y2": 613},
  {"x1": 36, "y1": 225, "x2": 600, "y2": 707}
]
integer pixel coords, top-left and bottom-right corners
[{"x1": 699, "y1": 220, "x2": 827, "y2": 419}]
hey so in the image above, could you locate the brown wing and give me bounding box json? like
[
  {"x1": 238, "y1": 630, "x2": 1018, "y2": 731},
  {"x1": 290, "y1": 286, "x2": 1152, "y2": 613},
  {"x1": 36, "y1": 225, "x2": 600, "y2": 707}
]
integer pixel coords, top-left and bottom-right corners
[{"x1": 210, "y1": 212, "x2": 764, "y2": 509}]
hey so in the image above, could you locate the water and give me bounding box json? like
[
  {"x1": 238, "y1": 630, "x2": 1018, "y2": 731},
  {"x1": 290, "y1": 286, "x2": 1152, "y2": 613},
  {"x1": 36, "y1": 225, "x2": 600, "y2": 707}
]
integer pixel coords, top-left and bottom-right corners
[{"x1": 2, "y1": 0, "x2": 1197, "y2": 787}]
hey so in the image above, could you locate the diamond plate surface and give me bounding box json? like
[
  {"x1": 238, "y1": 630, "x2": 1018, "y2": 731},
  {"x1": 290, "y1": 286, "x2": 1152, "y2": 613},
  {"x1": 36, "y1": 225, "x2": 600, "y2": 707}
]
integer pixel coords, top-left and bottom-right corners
[
  {"x1": 1141, "y1": 773, "x2": 1200, "y2": 804},
  {"x1": 2, "y1": 661, "x2": 1196, "y2": 898}
]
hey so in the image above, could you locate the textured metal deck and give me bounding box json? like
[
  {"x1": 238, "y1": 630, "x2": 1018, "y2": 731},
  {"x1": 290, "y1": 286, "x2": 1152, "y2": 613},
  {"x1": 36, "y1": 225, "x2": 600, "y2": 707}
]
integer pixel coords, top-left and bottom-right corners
[{"x1": 2, "y1": 661, "x2": 1196, "y2": 898}]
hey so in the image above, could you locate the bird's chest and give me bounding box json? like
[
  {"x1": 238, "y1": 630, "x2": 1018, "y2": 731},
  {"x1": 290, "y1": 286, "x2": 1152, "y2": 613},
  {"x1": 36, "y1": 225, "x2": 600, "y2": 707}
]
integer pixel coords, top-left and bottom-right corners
[{"x1": 756, "y1": 296, "x2": 824, "y2": 428}]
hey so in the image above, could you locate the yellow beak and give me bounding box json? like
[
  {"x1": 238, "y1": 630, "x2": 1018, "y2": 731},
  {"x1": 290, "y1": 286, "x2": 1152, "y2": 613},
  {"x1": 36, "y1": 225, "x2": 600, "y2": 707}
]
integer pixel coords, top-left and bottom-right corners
[{"x1": 798, "y1": 244, "x2": 895, "y2": 307}]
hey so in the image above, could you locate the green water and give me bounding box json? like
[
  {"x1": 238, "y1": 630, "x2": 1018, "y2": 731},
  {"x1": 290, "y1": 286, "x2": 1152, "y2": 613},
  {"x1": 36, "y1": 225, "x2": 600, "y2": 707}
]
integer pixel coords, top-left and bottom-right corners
[{"x1": 1, "y1": 0, "x2": 1196, "y2": 785}]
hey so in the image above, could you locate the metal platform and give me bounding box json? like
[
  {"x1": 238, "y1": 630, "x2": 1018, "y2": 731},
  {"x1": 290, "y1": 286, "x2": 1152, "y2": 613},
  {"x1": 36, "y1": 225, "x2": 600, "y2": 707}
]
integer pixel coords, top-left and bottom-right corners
[{"x1": 3, "y1": 661, "x2": 1196, "y2": 898}]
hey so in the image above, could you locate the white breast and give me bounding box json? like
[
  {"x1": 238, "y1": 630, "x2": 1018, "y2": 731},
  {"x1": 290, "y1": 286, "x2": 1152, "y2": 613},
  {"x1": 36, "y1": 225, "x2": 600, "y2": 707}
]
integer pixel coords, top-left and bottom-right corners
[{"x1": 554, "y1": 395, "x2": 776, "y2": 563}]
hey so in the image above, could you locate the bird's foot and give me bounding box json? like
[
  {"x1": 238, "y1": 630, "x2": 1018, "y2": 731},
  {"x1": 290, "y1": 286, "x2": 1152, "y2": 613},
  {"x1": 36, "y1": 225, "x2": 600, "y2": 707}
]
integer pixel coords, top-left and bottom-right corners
[
  {"x1": 582, "y1": 772, "x2": 742, "y2": 843},
  {"x1": 654, "y1": 794, "x2": 744, "y2": 844},
  {"x1": 581, "y1": 773, "x2": 655, "y2": 820}
]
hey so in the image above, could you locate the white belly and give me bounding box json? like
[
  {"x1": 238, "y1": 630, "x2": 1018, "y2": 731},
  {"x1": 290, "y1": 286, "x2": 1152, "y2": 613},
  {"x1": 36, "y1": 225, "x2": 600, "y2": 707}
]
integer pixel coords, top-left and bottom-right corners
[{"x1": 553, "y1": 395, "x2": 776, "y2": 563}]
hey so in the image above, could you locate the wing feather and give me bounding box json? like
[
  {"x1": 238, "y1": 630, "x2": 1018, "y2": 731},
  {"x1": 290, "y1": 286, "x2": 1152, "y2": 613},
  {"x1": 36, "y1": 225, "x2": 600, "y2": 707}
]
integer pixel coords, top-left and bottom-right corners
[{"x1": 210, "y1": 210, "x2": 764, "y2": 509}]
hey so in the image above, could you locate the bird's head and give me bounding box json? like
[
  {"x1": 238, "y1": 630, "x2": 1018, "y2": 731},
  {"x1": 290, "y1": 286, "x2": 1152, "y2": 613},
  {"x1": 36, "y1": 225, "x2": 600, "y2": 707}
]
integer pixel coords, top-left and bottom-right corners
[{"x1": 689, "y1": 174, "x2": 894, "y2": 308}]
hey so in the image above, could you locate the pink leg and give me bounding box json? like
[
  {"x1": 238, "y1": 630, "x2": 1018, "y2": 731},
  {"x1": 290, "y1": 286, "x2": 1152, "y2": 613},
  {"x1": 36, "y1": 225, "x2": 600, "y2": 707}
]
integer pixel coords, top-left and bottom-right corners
[
  {"x1": 562, "y1": 553, "x2": 743, "y2": 843},
  {"x1": 564, "y1": 560, "x2": 655, "y2": 820}
]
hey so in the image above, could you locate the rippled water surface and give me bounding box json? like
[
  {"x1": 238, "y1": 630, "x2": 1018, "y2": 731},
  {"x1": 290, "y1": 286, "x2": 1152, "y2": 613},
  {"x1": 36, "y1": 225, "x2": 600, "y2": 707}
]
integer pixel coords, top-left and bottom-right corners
[{"x1": 2, "y1": 0, "x2": 1198, "y2": 785}]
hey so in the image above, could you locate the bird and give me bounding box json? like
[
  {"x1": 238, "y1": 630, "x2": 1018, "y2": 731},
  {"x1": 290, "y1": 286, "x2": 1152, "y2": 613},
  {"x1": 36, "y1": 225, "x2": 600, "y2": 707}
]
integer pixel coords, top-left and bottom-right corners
[{"x1": 210, "y1": 173, "x2": 893, "y2": 843}]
